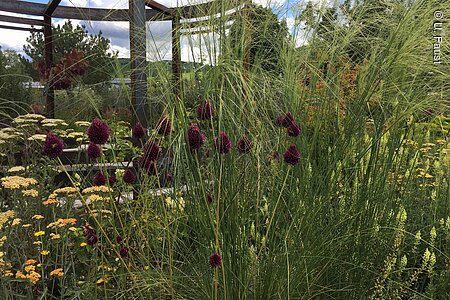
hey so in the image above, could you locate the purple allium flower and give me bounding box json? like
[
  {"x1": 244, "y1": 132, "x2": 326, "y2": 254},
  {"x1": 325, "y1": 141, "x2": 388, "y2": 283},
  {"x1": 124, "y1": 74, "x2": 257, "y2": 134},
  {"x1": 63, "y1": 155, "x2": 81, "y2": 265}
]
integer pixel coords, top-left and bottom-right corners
[
  {"x1": 284, "y1": 144, "x2": 301, "y2": 166},
  {"x1": 116, "y1": 236, "x2": 124, "y2": 244},
  {"x1": 108, "y1": 175, "x2": 116, "y2": 186},
  {"x1": 123, "y1": 169, "x2": 136, "y2": 184},
  {"x1": 87, "y1": 118, "x2": 110, "y2": 144},
  {"x1": 197, "y1": 100, "x2": 214, "y2": 120},
  {"x1": 215, "y1": 131, "x2": 232, "y2": 154},
  {"x1": 86, "y1": 233, "x2": 98, "y2": 246},
  {"x1": 93, "y1": 172, "x2": 107, "y2": 186},
  {"x1": 187, "y1": 123, "x2": 205, "y2": 151},
  {"x1": 132, "y1": 122, "x2": 147, "y2": 139},
  {"x1": 119, "y1": 247, "x2": 129, "y2": 258},
  {"x1": 87, "y1": 142, "x2": 101, "y2": 159},
  {"x1": 280, "y1": 112, "x2": 295, "y2": 128},
  {"x1": 276, "y1": 115, "x2": 285, "y2": 127},
  {"x1": 42, "y1": 132, "x2": 64, "y2": 158},
  {"x1": 287, "y1": 121, "x2": 301, "y2": 137},
  {"x1": 207, "y1": 194, "x2": 213, "y2": 204},
  {"x1": 156, "y1": 116, "x2": 172, "y2": 136},
  {"x1": 142, "y1": 140, "x2": 161, "y2": 161},
  {"x1": 236, "y1": 135, "x2": 252, "y2": 154},
  {"x1": 209, "y1": 252, "x2": 222, "y2": 268}
]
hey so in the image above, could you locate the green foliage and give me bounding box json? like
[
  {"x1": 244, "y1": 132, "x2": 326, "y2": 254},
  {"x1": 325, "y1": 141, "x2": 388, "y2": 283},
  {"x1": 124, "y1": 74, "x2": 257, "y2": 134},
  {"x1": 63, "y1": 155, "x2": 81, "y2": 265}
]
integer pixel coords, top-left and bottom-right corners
[
  {"x1": 23, "y1": 20, "x2": 118, "y2": 85},
  {"x1": 0, "y1": 48, "x2": 33, "y2": 119},
  {"x1": 228, "y1": 3, "x2": 290, "y2": 73}
]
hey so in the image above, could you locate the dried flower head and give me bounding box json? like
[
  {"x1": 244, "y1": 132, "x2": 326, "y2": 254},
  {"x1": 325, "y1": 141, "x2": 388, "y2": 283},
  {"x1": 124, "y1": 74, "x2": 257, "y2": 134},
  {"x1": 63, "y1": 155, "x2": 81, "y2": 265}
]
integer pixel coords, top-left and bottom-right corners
[
  {"x1": 93, "y1": 172, "x2": 107, "y2": 186},
  {"x1": 187, "y1": 123, "x2": 205, "y2": 151},
  {"x1": 132, "y1": 122, "x2": 147, "y2": 139},
  {"x1": 156, "y1": 116, "x2": 172, "y2": 136},
  {"x1": 284, "y1": 144, "x2": 301, "y2": 166},
  {"x1": 87, "y1": 142, "x2": 101, "y2": 159},
  {"x1": 287, "y1": 121, "x2": 301, "y2": 137},
  {"x1": 119, "y1": 247, "x2": 129, "y2": 258},
  {"x1": 197, "y1": 100, "x2": 214, "y2": 120},
  {"x1": 42, "y1": 132, "x2": 64, "y2": 158},
  {"x1": 87, "y1": 118, "x2": 110, "y2": 144},
  {"x1": 237, "y1": 135, "x2": 252, "y2": 154},
  {"x1": 215, "y1": 131, "x2": 232, "y2": 154},
  {"x1": 86, "y1": 233, "x2": 98, "y2": 246},
  {"x1": 209, "y1": 252, "x2": 222, "y2": 268},
  {"x1": 123, "y1": 169, "x2": 136, "y2": 184}
]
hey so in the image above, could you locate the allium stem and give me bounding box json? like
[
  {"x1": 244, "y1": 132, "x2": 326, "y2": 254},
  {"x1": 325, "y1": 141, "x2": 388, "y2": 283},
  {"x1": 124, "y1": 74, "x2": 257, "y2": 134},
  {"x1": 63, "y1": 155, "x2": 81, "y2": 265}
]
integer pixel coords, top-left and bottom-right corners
[{"x1": 260, "y1": 167, "x2": 291, "y2": 257}]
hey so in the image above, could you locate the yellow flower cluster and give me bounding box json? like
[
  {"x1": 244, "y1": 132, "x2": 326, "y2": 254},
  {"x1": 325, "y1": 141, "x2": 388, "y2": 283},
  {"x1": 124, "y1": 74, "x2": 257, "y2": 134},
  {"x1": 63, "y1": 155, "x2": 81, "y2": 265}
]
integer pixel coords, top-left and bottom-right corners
[
  {"x1": 50, "y1": 268, "x2": 64, "y2": 277},
  {"x1": 0, "y1": 210, "x2": 15, "y2": 230},
  {"x1": 46, "y1": 218, "x2": 77, "y2": 229},
  {"x1": 14, "y1": 258, "x2": 41, "y2": 284},
  {"x1": 53, "y1": 187, "x2": 79, "y2": 194},
  {"x1": 82, "y1": 185, "x2": 112, "y2": 194},
  {"x1": 0, "y1": 128, "x2": 21, "y2": 144},
  {"x1": 32, "y1": 215, "x2": 45, "y2": 220},
  {"x1": 7, "y1": 166, "x2": 25, "y2": 173},
  {"x1": 14, "y1": 114, "x2": 46, "y2": 122},
  {"x1": 86, "y1": 194, "x2": 106, "y2": 203},
  {"x1": 1, "y1": 176, "x2": 37, "y2": 189},
  {"x1": 41, "y1": 118, "x2": 68, "y2": 127},
  {"x1": 27, "y1": 134, "x2": 47, "y2": 142},
  {"x1": 165, "y1": 197, "x2": 186, "y2": 211},
  {"x1": 50, "y1": 233, "x2": 61, "y2": 240},
  {"x1": 67, "y1": 132, "x2": 85, "y2": 139},
  {"x1": 22, "y1": 189, "x2": 39, "y2": 197},
  {"x1": 74, "y1": 121, "x2": 91, "y2": 127}
]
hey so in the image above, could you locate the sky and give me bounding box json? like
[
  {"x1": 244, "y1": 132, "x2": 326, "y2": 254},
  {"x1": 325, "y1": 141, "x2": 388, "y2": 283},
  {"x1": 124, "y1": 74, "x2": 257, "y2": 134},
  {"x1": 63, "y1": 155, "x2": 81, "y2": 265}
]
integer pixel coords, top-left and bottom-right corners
[{"x1": 0, "y1": 0, "x2": 328, "y2": 62}]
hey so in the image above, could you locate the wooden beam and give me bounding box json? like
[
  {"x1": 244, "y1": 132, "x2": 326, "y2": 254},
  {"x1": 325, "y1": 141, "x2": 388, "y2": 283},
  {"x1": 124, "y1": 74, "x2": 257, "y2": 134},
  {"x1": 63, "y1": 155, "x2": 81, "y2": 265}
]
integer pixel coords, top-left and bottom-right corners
[
  {"x1": 44, "y1": 0, "x2": 62, "y2": 17},
  {"x1": 0, "y1": 14, "x2": 43, "y2": 26},
  {"x1": 44, "y1": 15, "x2": 55, "y2": 118},
  {"x1": 129, "y1": 0, "x2": 148, "y2": 127},
  {"x1": 0, "y1": 24, "x2": 43, "y2": 32},
  {"x1": 144, "y1": 0, "x2": 173, "y2": 16},
  {"x1": 0, "y1": 1, "x2": 170, "y2": 21},
  {"x1": 172, "y1": 10, "x2": 181, "y2": 102}
]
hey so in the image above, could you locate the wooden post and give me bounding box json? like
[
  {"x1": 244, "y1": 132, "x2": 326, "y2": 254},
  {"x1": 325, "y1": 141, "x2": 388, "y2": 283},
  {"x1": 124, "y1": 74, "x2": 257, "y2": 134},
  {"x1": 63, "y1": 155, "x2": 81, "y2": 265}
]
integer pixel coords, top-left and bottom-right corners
[
  {"x1": 172, "y1": 9, "x2": 181, "y2": 102},
  {"x1": 43, "y1": 15, "x2": 55, "y2": 118},
  {"x1": 129, "y1": 0, "x2": 148, "y2": 127}
]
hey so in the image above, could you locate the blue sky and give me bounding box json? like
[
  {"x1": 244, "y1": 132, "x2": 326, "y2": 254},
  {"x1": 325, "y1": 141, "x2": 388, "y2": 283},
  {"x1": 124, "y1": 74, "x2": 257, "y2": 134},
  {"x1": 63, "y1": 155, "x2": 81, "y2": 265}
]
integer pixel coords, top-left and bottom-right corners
[{"x1": 0, "y1": 0, "x2": 326, "y2": 61}]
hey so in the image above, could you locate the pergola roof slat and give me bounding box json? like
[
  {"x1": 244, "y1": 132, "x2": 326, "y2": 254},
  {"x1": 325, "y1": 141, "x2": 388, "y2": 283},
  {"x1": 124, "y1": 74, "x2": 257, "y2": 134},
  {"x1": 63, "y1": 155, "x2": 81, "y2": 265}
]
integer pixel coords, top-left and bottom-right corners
[
  {"x1": 0, "y1": 14, "x2": 43, "y2": 26},
  {"x1": 0, "y1": 24, "x2": 43, "y2": 32},
  {"x1": 0, "y1": 1, "x2": 170, "y2": 22}
]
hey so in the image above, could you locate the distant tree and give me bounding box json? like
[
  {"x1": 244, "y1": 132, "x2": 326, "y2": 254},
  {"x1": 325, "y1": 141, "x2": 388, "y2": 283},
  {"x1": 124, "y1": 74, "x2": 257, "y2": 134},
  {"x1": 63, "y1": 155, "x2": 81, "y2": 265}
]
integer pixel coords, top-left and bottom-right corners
[
  {"x1": 229, "y1": 3, "x2": 290, "y2": 73},
  {"x1": 0, "y1": 48, "x2": 33, "y2": 116},
  {"x1": 24, "y1": 20, "x2": 118, "y2": 86}
]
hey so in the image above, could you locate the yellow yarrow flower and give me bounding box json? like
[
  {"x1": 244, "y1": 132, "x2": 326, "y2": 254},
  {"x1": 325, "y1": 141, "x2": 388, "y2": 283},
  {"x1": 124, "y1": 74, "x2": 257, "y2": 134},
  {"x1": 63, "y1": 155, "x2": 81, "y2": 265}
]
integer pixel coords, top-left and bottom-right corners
[
  {"x1": 40, "y1": 250, "x2": 49, "y2": 256},
  {"x1": 11, "y1": 218, "x2": 21, "y2": 226},
  {"x1": 23, "y1": 189, "x2": 39, "y2": 197},
  {"x1": 26, "y1": 271, "x2": 41, "y2": 284},
  {"x1": 1, "y1": 176, "x2": 37, "y2": 189},
  {"x1": 24, "y1": 265, "x2": 36, "y2": 272},
  {"x1": 50, "y1": 233, "x2": 61, "y2": 240},
  {"x1": 32, "y1": 215, "x2": 45, "y2": 220},
  {"x1": 7, "y1": 166, "x2": 25, "y2": 173},
  {"x1": 34, "y1": 231, "x2": 45, "y2": 237},
  {"x1": 50, "y1": 268, "x2": 64, "y2": 277}
]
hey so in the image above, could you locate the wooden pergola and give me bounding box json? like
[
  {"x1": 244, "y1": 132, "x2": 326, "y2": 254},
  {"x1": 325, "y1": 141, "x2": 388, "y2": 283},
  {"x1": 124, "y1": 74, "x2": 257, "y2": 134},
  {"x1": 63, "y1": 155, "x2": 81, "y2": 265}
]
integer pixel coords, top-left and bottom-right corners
[{"x1": 0, "y1": 0, "x2": 241, "y2": 126}]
